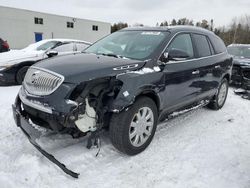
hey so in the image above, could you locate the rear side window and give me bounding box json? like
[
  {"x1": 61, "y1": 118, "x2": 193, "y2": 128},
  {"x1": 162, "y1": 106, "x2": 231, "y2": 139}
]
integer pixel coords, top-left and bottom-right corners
[
  {"x1": 76, "y1": 43, "x2": 89, "y2": 51},
  {"x1": 207, "y1": 38, "x2": 215, "y2": 55},
  {"x1": 36, "y1": 41, "x2": 60, "y2": 51},
  {"x1": 52, "y1": 43, "x2": 74, "y2": 52},
  {"x1": 167, "y1": 33, "x2": 194, "y2": 58},
  {"x1": 209, "y1": 35, "x2": 226, "y2": 54},
  {"x1": 192, "y1": 34, "x2": 211, "y2": 57}
]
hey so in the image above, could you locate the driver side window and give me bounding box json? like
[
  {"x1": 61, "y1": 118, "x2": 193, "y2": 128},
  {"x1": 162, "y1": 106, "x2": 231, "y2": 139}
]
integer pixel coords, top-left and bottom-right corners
[{"x1": 167, "y1": 33, "x2": 194, "y2": 59}]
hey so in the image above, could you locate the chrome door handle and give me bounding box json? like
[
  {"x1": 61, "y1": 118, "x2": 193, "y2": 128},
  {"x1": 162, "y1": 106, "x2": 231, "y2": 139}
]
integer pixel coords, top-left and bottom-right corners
[
  {"x1": 192, "y1": 70, "x2": 200, "y2": 75},
  {"x1": 215, "y1": 65, "x2": 221, "y2": 69}
]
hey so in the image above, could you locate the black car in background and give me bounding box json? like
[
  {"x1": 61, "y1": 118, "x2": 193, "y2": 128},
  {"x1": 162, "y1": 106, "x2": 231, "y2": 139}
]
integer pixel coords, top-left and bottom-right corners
[
  {"x1": 227, "y1": 44, "x2": 250, "y2": 89},
  {"x1": 0, "y1": 38, "x2": 9, "y2": 52},
  {"x1": 12, "y1": 26, "x2": 232, "y2": 177}
]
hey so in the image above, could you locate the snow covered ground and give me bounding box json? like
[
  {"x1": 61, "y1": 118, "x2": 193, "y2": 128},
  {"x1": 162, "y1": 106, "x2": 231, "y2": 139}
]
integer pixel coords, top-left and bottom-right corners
[{"x1": 0, "y1": 86, "x2": 249, "y2": 188}]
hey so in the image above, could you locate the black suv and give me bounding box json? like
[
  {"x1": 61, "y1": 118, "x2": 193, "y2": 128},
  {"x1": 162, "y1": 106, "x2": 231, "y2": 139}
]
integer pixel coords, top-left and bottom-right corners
[{"x1": 12, "y1": 26, "x2": 232, "y2": 177}]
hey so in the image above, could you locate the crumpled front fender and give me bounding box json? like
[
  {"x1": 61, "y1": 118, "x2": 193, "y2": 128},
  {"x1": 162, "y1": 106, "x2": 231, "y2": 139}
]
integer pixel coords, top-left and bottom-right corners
[{"x1": 109, "y1": 71, "x2": 164, "y2": 113}]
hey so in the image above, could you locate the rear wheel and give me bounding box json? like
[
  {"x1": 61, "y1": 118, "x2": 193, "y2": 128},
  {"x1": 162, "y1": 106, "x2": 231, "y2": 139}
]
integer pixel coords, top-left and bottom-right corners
[
  {"x1": 16, "y1": 66, "x2": 29, "y2": 84},
  {"x1": 109, "y1": 97, "x2": 158, "y2": 155},
  {"x1": 207, "y1": 78, "x2": 229, "y2": 110}
]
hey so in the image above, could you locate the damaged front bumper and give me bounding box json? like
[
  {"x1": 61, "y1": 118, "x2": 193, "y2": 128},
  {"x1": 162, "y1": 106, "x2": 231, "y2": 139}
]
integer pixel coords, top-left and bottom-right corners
[
  {"x1": 12, "y1": 97, "x2": 80, "y2": 178},
  {"x1": 18, "y1": 85, "x2": 84, "y2": 132}
]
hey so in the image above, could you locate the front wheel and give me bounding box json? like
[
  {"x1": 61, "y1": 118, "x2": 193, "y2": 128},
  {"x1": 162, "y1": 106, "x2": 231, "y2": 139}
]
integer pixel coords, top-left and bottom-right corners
[
  {"x1": 207, "y1": 78, "x2": 229, "y2": 110},
  {"x1": 109, "y1": 97, "x2": 158, "y2": 155}
]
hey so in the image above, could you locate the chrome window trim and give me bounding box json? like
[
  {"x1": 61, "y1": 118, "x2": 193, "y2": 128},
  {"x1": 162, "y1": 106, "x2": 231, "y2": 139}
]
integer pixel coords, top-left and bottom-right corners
[
  {"x1": 24, "y1": 66, "x2": 65, "y2": 96},
  {"x1": 167, "y1": 51, "x2": 227, "y2": 64},
  {"x1": 158, "y1": 31, "x2": 227, "y2": 65}
]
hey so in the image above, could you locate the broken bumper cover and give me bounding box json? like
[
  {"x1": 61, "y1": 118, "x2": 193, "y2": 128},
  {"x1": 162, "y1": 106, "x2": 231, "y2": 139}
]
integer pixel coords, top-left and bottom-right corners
[
  {"x1": 12, "y1": 99, "x2": 80, "y2": 178},
  {"x1": 18, "y1": 86, "x2": 79, "y2": 132}
]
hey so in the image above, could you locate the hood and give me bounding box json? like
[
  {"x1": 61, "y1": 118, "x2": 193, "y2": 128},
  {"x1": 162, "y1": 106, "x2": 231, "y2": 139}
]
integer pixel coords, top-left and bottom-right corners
[
  {"x1": 35, "y1": 53, "x2": 145, "y2": 83},
  {"x1": 233, "y1": 57, "x2": 250, "y2": 66},
  {"x1": 0, "y1": 49, "x2": 43, "y2": 65}
]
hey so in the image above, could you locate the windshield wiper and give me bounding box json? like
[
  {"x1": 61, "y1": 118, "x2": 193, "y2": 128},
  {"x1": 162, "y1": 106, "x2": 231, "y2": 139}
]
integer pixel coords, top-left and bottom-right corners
[{"x1": 100, "y1": 53, "x2": 126, "y2": 59}]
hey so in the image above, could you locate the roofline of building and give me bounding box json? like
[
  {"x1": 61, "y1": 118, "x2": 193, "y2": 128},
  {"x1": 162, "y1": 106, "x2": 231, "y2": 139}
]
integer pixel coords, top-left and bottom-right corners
[{"x1": 0, "y1": 5, "x2": 111, "y2": 26}]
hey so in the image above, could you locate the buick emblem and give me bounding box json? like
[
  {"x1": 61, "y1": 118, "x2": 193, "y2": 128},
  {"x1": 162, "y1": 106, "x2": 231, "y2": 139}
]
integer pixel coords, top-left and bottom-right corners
[{"x1": 31, "y1": 71, "x2": 40, "y2": 84}]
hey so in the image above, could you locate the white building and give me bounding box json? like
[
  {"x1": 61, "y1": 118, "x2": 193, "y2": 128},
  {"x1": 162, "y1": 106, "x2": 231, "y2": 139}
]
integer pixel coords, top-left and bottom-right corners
[{"x1": 0, "y1": 6, "x2": 111, "y2": 49}]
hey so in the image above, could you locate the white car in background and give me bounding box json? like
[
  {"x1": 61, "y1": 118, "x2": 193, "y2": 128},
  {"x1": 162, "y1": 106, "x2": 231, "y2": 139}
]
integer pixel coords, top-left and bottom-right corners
[{"x1": 0, "y1": 39, "x2": 91, "y2": 85}]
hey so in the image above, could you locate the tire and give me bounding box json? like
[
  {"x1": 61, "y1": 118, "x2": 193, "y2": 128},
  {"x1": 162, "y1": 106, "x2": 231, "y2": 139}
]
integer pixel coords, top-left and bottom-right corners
[
  {"x1": 16, "y1": 66, "x2": 29, "y2": 84},
  {"x1": 207, "y1": 78, "x2": 229, "y2": 110},
  {"x1": 109, "y1": 97, "x2": 158, "y2": 155}
]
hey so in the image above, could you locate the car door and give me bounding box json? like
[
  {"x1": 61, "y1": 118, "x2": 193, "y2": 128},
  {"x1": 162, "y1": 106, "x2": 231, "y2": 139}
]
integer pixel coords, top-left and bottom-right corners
[
  {"x1": 160, "y1": 33, "x2": 202, "y2": 112},
  {"x1": 192, "y1": 34, "x2": 229, "y2": 101},
  {"x1": 209, "y1": 35, "x2": 229, "y2": 88},
  {"x1": 52, "y1": 42, "x2": 75, "y2": 56},
  {"x1": 190, "y1": 33, "x2": 218, "y2": 99}
]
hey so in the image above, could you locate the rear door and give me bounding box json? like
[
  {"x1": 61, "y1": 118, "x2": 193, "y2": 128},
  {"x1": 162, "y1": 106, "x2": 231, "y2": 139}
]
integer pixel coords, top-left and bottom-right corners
[
  {"x1": 191, "y1": 33, "x2": 217, "y2": 99},
  {"x1": 160, "y1": 33, "x2": 202, "y2": 112},
  {"x1": 191, "y1": 34, "x2": 227, "y2": 100},
  {"x1": 209, "y1": 35, "x2": 229, "y2": 84}
]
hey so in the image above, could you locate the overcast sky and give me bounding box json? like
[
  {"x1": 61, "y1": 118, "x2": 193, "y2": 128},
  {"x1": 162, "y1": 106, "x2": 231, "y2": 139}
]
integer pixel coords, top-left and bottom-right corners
[{"x1": 0, "y1": 0, "x2": 249, "y2": 27}]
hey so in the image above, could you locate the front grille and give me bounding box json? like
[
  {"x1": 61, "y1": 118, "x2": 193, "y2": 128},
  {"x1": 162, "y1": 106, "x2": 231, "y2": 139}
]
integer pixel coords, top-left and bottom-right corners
[{"x1": 24, "y1": 67, "x2": 64, "y2": 96}]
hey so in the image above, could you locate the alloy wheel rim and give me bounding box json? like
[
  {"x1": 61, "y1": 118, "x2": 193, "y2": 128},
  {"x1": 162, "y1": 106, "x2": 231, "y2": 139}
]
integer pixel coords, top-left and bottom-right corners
[
  {"x1": 129, "y1": 107, "x2": 154, "y2": 147},
  {"x1": 218, "y1": 82, "x2": 227, "y2": 106}
]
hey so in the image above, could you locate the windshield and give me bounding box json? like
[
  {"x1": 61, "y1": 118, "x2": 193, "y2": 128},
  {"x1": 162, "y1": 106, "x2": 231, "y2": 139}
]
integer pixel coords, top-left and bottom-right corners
[
  {"x1": 23, "y1": 40, "x2": 60, "y2": 51},
  {"x1": 85, "y1": 30, "x2": 169, "y2": 60},
  {"x1": 227, "y1": 46, "x2": 250, "y2": 58}
]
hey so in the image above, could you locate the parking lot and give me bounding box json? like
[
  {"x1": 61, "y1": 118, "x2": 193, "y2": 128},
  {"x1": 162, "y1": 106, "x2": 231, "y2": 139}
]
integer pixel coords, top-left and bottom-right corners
[{"x1": 0, "y1": 86, "x2": 249, "y2": 188}]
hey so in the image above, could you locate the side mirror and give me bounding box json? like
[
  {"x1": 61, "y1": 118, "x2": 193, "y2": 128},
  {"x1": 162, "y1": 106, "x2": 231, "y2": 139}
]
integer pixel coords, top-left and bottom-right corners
[
  {"x1": 46, "y1": 50, "x2": 58, "y2": 58},
  {"x1": 159, "y1": 49, "x2": 190, "y2": 63},
  {"x1": 159, "y1": 52, "x2": 169, "y2": 63},
  {"x1": 158, "y1": 52, "x2": 169, "y2": 70},
  {"x1": 168, "y1": 49, "x2": 190, "y2": 61}
]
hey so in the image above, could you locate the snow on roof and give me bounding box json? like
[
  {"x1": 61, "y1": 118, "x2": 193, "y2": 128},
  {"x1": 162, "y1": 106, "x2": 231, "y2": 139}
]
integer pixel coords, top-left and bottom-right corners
[{"x1": 40, "y1": 38, "x2": 91, "y2": 44}]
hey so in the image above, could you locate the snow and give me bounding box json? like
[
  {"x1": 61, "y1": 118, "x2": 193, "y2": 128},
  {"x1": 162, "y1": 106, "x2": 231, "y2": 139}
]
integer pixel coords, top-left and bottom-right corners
[
  {"x1": 0, "y1": 50, "x2": 42, "y2": 65},
  {"x1": 133, "y1": 66, "x2": 161, "y2": 74},
  {"x1": 0, "y1": 86, "x2": 250, "y2": 188}
]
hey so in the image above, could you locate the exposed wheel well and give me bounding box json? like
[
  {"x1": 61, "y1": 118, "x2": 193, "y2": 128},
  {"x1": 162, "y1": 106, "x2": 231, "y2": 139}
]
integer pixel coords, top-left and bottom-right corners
[{"x1": 135, "y1": 91, "x2": 160, "y2": 112}]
